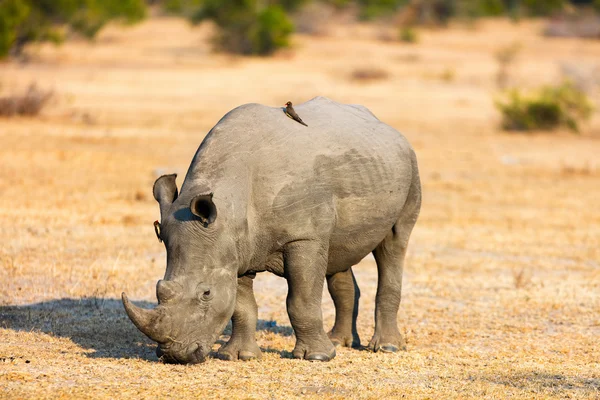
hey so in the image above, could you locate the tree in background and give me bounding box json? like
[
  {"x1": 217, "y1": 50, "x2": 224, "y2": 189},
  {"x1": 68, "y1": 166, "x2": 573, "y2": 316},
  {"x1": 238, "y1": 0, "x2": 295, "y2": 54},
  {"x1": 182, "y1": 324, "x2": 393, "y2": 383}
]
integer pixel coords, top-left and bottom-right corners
[
  {"x1": 0, "y1": 0, "x2": 595, "y2": 59},
  {"x1": 338, "y1": 0, "x2": 571, "y2": 22},
  {"x1": 0, "y1": 0, "x2": 146, "y2": 58},
  {"x1": 176, "y1": 0, "x2": 297, "y2": 55}
]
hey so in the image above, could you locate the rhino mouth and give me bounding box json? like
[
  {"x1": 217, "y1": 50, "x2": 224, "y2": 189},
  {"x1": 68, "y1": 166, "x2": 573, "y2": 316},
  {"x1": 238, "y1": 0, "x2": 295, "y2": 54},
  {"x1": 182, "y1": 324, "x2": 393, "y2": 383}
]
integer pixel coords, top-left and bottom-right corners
[
  {"x1": 122, "y1": 290, "x2": 222, "y2": 364},
  {"x1": 157, "y1": 342, "x2": 209, "y2": 364}
]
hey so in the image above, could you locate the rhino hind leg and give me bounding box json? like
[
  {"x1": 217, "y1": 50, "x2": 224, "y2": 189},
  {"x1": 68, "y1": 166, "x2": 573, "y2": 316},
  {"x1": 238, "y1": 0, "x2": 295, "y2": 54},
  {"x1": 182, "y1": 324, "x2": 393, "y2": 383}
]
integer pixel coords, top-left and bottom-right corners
[
  {"x1": 368, "y1": 234, "x2": 408, "y2": 353},
  {"x1": 218, "y1": 275, "x2": 262, "y2": 361},
  {"x1": 284, "y1": 240, "x2": 336, "y2": 361},
  {"x1": 368, "y1": 171, "x2": 421, "y2": 353},
  {"x1": 326, "y1": 268, "x2": 361, "y2": 348}
]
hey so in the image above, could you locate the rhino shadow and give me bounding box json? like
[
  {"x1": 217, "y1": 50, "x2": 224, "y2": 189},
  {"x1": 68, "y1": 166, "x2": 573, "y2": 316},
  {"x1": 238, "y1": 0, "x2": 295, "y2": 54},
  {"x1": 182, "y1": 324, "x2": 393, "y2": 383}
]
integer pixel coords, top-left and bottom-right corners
[{"x1": 0, "y1": 297, "x2": 294, "y2": 361}]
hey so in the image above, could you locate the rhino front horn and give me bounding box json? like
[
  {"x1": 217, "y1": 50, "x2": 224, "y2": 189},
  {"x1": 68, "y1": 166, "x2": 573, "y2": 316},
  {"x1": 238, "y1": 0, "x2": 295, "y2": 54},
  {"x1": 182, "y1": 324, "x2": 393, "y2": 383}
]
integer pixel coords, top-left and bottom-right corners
[{"x1": 122, "y1": 292, "x2": 169, "y2": 343}]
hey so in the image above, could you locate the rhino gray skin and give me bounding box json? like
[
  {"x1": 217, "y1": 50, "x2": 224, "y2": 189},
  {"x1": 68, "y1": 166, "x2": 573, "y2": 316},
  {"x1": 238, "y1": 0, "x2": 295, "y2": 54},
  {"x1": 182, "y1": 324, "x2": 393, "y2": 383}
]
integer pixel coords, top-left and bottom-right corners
[{"x1": 122, "y1": 96, "x2": 421, "y2": 364}]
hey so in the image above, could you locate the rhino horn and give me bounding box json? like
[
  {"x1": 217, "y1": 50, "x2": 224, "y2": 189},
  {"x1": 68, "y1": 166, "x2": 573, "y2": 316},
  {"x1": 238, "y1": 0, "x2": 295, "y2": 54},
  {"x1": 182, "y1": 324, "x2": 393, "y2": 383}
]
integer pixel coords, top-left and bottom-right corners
[{"x1": 122, "y1": 292, "x2": 169, "y2": 343}]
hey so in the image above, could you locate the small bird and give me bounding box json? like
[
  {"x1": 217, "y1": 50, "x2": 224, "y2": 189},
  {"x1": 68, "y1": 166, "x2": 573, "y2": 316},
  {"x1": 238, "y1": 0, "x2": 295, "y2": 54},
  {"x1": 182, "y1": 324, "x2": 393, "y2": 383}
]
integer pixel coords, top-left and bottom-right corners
[{"x1": 284, "y1": 101, "x2": 308, "y2": 127}]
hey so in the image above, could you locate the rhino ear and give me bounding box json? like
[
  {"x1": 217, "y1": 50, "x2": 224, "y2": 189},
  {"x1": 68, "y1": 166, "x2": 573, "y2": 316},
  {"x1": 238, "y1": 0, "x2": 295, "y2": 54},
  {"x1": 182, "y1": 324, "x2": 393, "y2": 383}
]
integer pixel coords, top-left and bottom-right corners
[
  {"x1": 153, "y1": 174, "x2": 178, "y2": 206},
  {"x1": 190, "y1": 193, "x2": 217, "y2": 227}
]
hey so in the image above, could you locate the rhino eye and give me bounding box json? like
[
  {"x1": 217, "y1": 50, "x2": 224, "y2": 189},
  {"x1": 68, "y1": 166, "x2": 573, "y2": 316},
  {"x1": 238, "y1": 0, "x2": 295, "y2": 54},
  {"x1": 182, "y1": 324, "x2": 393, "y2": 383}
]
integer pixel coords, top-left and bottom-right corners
[{"x1": 203, "y1": 290, "x2": 211, "y2": 297}]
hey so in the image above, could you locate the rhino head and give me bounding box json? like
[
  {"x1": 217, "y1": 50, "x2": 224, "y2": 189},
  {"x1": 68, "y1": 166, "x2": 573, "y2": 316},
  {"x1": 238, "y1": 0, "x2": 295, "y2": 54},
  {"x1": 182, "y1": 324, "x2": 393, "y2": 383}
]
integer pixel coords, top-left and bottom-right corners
[{"x1": 122, "y1": 174, "x2": 238, "y2": 364}]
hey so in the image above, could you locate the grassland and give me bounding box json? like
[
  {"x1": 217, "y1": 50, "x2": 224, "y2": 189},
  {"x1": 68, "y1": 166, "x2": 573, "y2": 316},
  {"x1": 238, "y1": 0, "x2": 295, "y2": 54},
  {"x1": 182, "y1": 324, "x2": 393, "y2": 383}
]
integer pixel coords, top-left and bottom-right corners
[{"x1": 0, "y1": 17, "x2": 599, "y2": 399}]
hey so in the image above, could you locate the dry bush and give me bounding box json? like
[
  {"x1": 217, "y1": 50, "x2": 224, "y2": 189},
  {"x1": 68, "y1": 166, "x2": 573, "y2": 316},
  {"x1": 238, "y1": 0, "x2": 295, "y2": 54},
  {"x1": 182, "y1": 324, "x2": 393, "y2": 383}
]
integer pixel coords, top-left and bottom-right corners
[
  {"x1": 293, "y1": 2, "x2": 335, "y2": 36},
  {"x1": 350, "y1": 67, "x2": 390, "y2": 83},
  {"x1": 133, "y1": 190, "x2": 148, "y2": 202},
  {"x1": 0, "y1": 84, "x2": 53, "y2": 117},
  {"x1": 376, "y1": 26, "x2": 396, "y2": 42},
  {"x1": 545, "y1": 14, "x2": 600, "y2": 39},
  {"x1": 440, "y1": 67, "x2": 455, "y2": 82},
  {"x1": 495, "y1": 42, "x2": 521, "y2": 89},
  {"x1": 560, "y1": 162, "x2": 596, "y2": 177},
  {"x1": 121, "y1": 215, "x2": 140, "y2": 225},
  {"x1": 421, "y1": 67, "x2": 456, "y2": 82},
  {"x1": 512, "y1": 267, "x2": 532, "y2": 289}
]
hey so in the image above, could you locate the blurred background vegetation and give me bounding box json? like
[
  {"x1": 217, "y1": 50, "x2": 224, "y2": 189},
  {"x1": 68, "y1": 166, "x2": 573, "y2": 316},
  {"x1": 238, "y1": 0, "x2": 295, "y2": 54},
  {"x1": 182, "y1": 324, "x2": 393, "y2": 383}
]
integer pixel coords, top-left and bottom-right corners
[
  {"x1": 1, "y1": 0, "x2": 598, "y2": 132},
  {"x1": 2, "y1": 0, "x2": 600, "y2": 58},
  {"x1": 0, "y1": 0, "x2": 146, "y2": 57}
]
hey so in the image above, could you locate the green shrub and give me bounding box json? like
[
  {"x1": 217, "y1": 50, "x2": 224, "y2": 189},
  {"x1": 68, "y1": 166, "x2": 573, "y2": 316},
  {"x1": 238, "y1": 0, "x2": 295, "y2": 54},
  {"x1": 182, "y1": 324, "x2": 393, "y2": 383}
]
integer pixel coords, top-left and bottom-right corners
[
  {"x1": 454, "y1": 0, "x2": 565, "y2": 18},
  {"x1": 399, "y1": 26, "x2": 418, "y2": 43},
  {"x1": 477, "y1": 0, "x2": 506, "y2": 16},
  {"x1": 0, "y1": 0, "x2": 30, "y2": 56},
  {"x1": 279, "y1": 0, "x2": 310, "y2": 12},
  {"x1": 160, "y1": 0, "x2": 204, "y2": 18},
  {"x1": 496, "y1": 81, "x2": 593, "y2": 133},
  {"x1": 455, "y1": 0, "x2": 506, "y2": 18},
  {"x1": 0, "y1": 0, "x2": 146, "y2": 58},
  {"x1": 358, "y1": 0, "x2": 409, "y2": 20},
  {"x1": 323, "y1": 0, "x2": 352, "y2": 8},
  {"x1": 521, "y1": 0, "x2": 566, "y2": 16},
  {"x1": 251, "y1": 6, "x2": 294, "y2": 55},
  {"x1": 190, "y1": 0, "x2": 294, "y2": 55}
]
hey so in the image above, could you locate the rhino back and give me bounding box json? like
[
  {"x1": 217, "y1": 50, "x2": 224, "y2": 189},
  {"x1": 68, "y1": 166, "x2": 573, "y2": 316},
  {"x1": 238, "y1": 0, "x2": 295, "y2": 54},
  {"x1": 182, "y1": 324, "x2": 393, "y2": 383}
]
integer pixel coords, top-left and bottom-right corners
[{"x1": 182, "y1": 97, "x2": 416, "y2": 272}]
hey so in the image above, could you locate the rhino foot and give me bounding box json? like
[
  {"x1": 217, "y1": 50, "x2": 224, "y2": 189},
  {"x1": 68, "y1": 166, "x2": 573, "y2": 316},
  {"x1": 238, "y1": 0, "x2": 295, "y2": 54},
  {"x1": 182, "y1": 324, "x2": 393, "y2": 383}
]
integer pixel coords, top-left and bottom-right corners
[
  {"x1": 328, "y1": 330, "x2": 361, "y2": 349},
  {"x1": 367, "y1": 331, "x2": 406, "y2": 353},
  {"x1": 292, "y1": 340, "x2": 336, "y2": 362},
  {"x1": 306, "y1": 352, "x2": 334, "y2": 361},
  {"x1": 217, "y1": 339, "x2": 262, "y2": 361}
]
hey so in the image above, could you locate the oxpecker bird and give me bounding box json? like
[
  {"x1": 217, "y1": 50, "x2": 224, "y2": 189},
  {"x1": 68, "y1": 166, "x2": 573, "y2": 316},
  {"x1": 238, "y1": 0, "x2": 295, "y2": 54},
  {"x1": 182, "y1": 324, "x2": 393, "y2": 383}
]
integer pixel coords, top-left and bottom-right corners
[{"x1": 284, "y1": 101, "x2": 308, "y2": 127}]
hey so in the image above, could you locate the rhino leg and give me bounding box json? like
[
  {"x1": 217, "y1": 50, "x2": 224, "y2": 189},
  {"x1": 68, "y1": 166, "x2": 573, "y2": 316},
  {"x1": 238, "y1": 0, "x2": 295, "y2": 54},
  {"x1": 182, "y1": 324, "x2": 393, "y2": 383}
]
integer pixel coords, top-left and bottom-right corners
[
  {"x1": 368, "y1": 235, "x2": 407, "y2": 353},
  {"x1": 218, "y1": 274, "x2": 262, "y2": 361},
  {"x1": 284, "y1": 240, "x2": 336, "y2": 361},
  {"x1": 326, "y1": 268, "x2": 361, "y2": 348},
  {"x1": 368, "y1": 173, "x2": 421, "y2": 353}
]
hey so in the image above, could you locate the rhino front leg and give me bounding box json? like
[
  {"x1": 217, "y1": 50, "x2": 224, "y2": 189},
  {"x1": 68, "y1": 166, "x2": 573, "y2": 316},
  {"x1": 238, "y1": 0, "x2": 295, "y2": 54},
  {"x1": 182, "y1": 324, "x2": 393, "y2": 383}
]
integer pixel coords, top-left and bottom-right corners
[
  {"x1": 284, "y1": 240, "x2": 336, "y2": 361},
  {"x1": 218, "y1": 274, "x2": 262, "y2": 361},
  {"x1": 327, "y1": 268, "x2": 361, "y2": 348}
]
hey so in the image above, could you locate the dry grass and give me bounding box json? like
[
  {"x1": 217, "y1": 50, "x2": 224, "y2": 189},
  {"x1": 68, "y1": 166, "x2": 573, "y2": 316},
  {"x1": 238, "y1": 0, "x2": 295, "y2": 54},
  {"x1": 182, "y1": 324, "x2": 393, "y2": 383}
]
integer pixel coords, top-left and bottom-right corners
[{"x1": 1, "y1": 17, "x2": 599, "y2": 400}]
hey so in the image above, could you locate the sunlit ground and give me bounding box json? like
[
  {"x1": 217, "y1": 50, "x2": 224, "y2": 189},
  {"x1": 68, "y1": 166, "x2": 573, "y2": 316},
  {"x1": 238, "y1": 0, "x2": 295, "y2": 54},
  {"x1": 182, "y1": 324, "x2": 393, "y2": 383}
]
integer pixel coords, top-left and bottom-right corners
[{"x1": 1, "y1": 17, "x2": 599, "y2": 399}]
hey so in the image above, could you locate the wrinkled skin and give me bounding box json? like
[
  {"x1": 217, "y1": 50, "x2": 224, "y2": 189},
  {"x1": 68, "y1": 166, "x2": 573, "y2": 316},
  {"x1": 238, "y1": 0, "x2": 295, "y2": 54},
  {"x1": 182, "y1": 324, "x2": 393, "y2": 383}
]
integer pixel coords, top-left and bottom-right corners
[{"x1": 122, "y1": 97, "x2": 421, "y2": 364}]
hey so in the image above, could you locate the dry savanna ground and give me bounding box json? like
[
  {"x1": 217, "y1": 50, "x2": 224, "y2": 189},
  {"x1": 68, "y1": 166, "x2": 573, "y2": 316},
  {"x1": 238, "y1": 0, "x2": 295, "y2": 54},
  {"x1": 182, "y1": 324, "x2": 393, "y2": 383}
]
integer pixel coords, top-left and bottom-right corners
[{"x1": 1, "y1": 16, "x2": 599, "y2": 399}]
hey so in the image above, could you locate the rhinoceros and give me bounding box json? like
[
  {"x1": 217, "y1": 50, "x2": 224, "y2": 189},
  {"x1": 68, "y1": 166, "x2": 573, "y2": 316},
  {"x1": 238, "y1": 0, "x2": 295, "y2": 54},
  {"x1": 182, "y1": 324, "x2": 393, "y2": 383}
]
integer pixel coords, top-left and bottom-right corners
[{"x1": 122, "y1": 96, "x2": 421, "y2": 364}]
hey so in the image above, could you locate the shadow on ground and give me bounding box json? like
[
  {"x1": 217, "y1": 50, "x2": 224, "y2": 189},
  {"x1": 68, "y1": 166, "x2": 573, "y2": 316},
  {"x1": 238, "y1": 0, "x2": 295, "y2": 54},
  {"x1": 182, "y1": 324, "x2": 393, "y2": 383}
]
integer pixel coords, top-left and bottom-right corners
[{"x1": 0, "y1": 298, "x2": 294, "y2": 361}]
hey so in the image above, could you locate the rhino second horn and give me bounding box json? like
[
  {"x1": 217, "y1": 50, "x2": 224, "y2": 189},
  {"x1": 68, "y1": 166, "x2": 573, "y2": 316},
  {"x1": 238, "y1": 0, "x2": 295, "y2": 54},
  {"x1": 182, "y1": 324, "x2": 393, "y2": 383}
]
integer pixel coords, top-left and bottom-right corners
[
  {"x1": 121, "y1": 292, "x2": 169, "y2": 343},
  {"x1": 156, "y1": 280, "x2": 182, "y2": 304}
]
